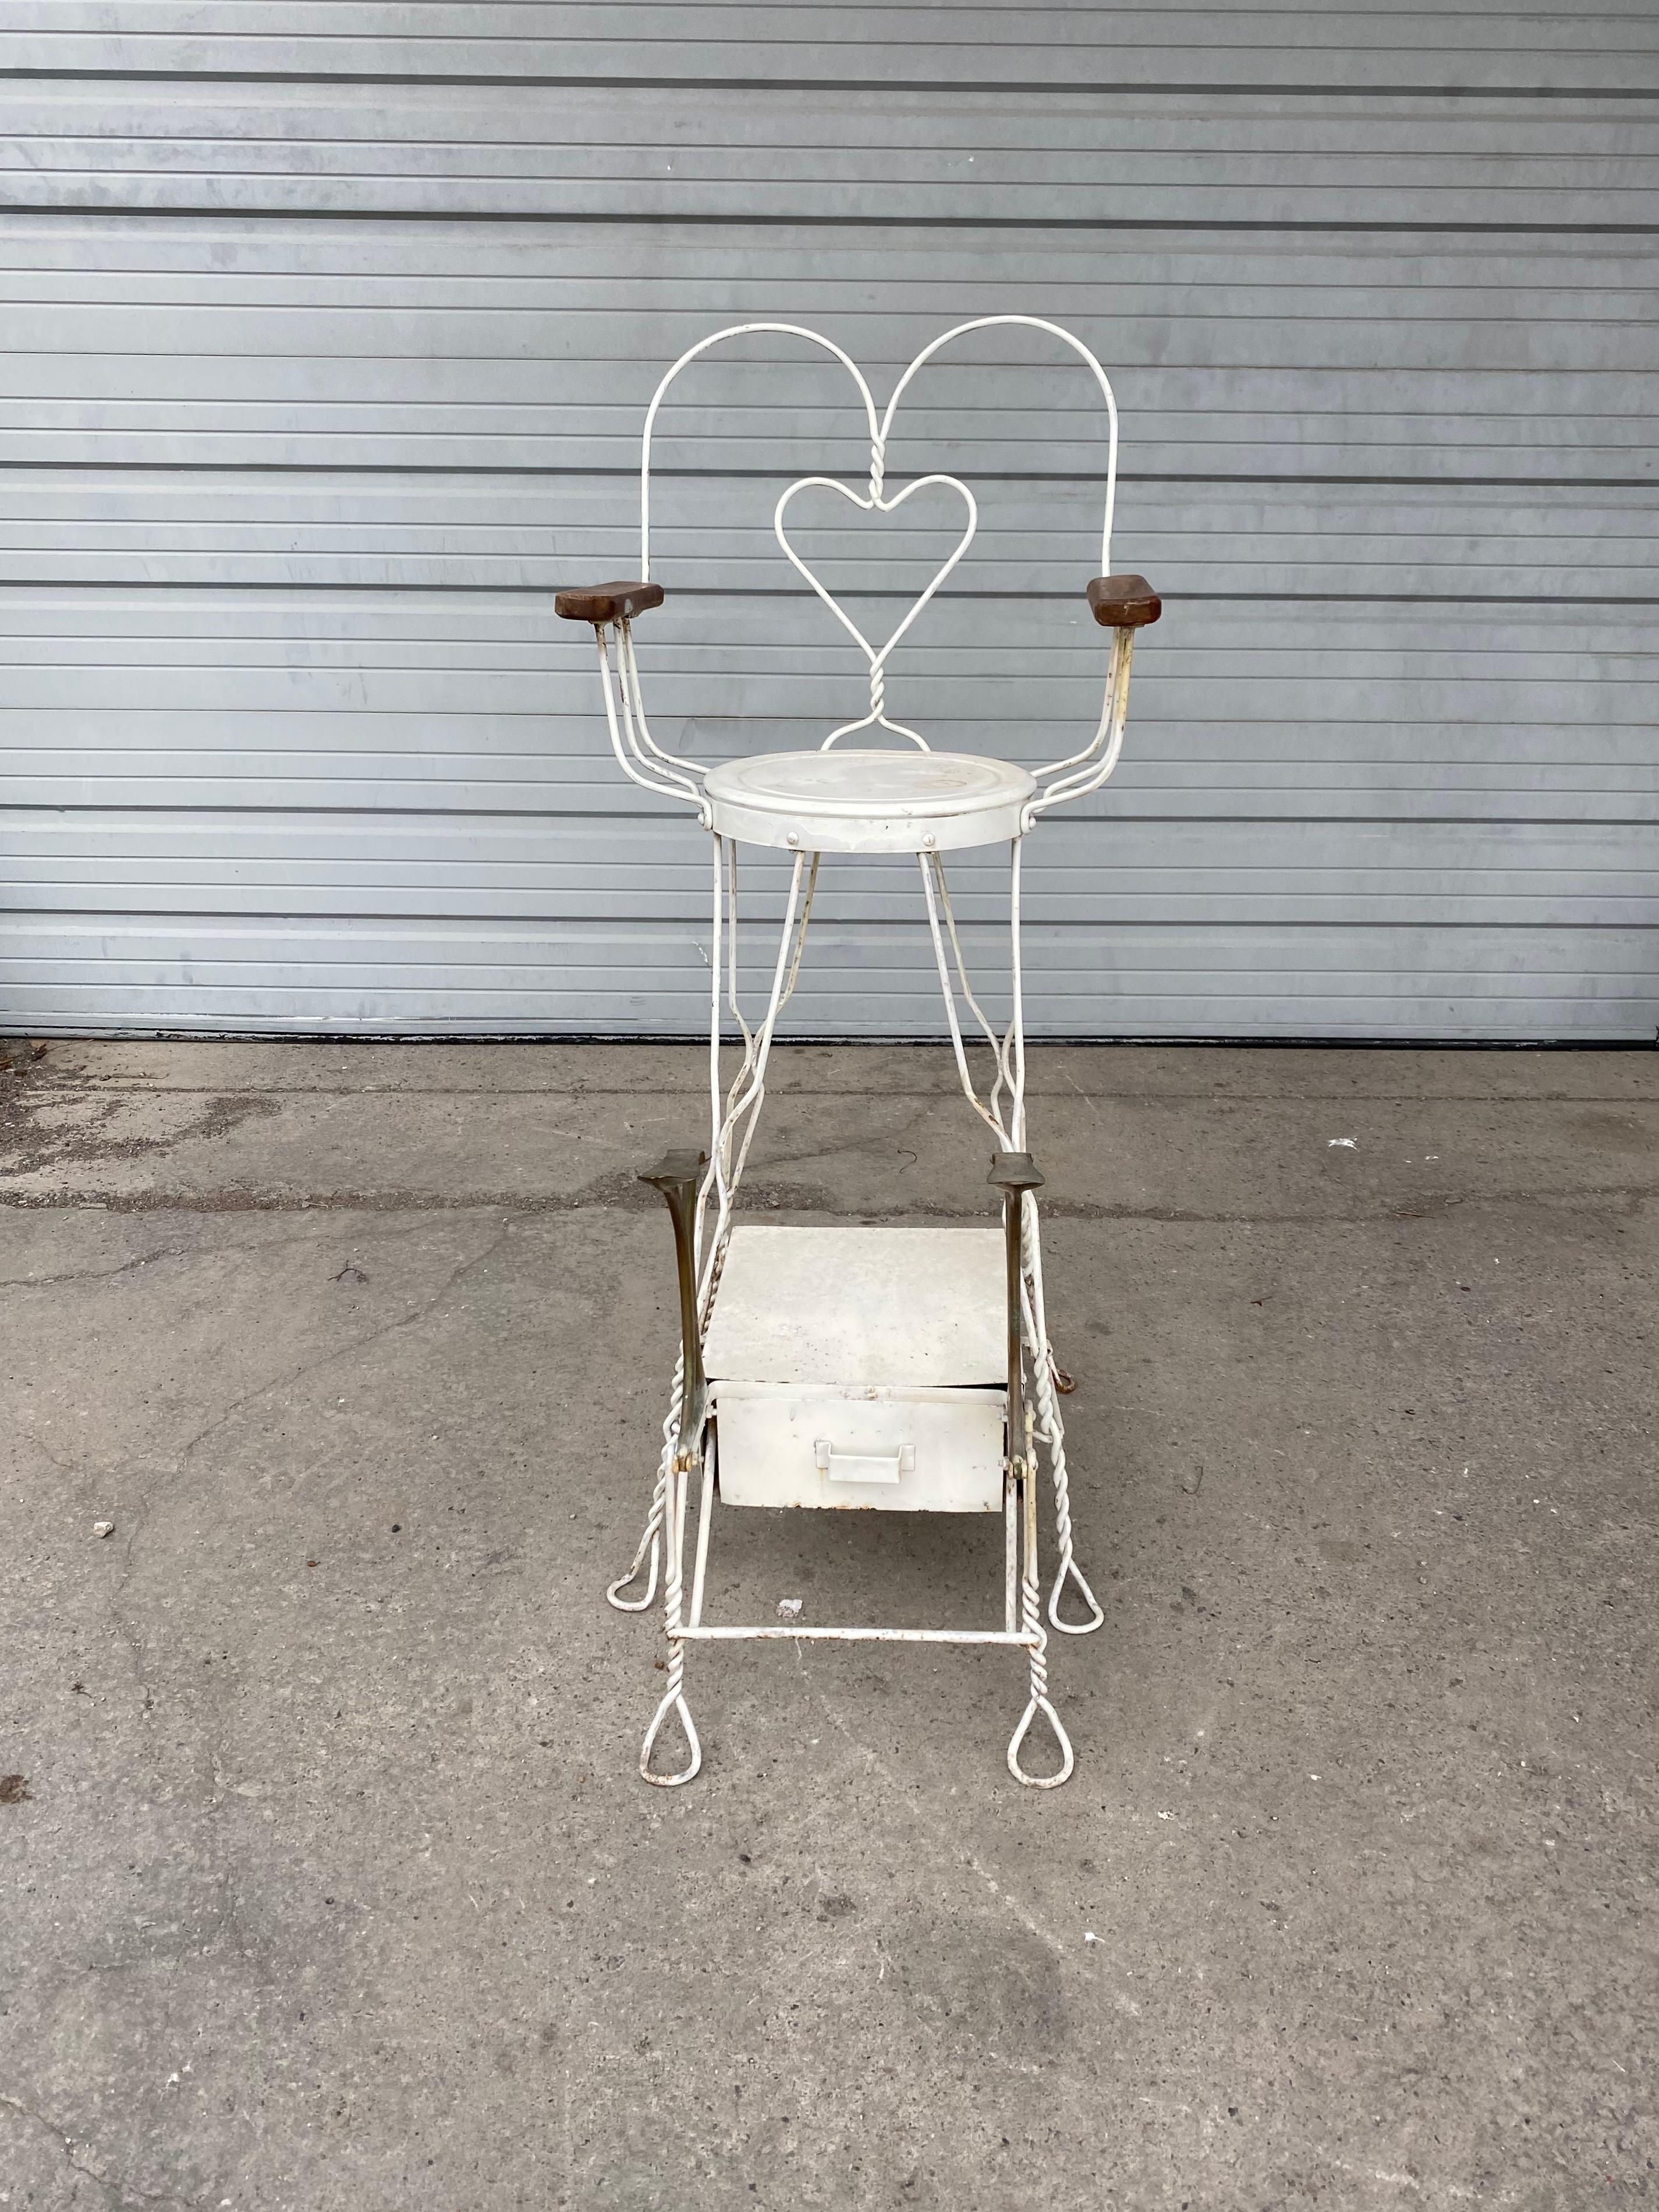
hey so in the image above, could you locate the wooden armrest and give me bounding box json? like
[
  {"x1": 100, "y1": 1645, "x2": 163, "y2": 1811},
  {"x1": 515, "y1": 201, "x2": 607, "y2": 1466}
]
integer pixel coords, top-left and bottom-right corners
[
  {"x1": 1086, "y1": 575, "x2": 1161, "y2": 629},
  {"x1": 553, "y1": 580, "x2": 665, "y2": 623}
]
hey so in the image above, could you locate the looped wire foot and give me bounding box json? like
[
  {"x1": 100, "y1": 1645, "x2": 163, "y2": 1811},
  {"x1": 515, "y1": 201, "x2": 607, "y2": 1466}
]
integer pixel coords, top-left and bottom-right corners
[
  {"x1": 605, "y1": 1532, "x2": 660, "y2": 1613},
  {"x1": 1047, "y1": 1555, "x2": 1105, "y2": 1636},
  {"x1": 1006, "y1": 1694, "x2": 1075, "y2": 1789},
  {"x1": 640, "y1": 1685, "x2": 702, "y2": 1787}
]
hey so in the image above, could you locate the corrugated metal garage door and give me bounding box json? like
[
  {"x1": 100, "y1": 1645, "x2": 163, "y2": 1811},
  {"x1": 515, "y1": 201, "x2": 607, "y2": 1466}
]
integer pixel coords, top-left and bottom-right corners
[{"x1": 2, "y1": 4, "x2": 1654, "y2": 1039}]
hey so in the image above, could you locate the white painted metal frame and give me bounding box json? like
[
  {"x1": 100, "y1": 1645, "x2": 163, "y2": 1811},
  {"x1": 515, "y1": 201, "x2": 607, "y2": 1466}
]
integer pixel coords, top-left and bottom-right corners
[
  {"x1": 593, "y1": 318, "x2": 1143, "y2": 1789},
  {"x1": 595, "y1": 315, "x2": 1137, "y2": 817}
]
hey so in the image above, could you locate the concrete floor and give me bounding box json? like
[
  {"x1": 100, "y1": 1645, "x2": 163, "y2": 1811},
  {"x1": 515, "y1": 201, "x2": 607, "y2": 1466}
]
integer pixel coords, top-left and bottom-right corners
[{"x1": 1, "y1": 1039, "x2": 1653, "y2": 2211}]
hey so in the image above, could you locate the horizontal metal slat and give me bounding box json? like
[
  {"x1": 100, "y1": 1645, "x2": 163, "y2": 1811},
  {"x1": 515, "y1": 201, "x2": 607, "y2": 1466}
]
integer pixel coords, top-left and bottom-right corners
[{"x1": 8, "y1": 3, "x2": 1655, "y2": 93}]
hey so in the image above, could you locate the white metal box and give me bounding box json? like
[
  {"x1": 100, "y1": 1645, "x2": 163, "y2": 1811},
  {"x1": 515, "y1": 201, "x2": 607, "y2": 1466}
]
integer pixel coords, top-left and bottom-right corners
[{"x1": 702, "y1": 1226, "x2": 1007, "y2": 1512}]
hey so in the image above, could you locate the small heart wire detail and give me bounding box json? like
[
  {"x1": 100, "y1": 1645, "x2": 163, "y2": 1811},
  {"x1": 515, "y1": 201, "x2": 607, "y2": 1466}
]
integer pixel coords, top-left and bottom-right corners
[{"x1": 773, "y1": 473, "x2": 978, "y2": 747}]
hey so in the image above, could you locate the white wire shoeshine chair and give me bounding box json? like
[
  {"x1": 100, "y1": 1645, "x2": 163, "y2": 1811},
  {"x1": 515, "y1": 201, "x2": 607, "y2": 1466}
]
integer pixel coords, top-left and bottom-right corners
[{"x1": 556, "y1": 317, "x2": 1160, "y2": 1788}]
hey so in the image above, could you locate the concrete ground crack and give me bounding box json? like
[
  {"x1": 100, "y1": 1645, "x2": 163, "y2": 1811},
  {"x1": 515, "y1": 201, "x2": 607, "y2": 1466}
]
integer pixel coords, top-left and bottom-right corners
[
  {"x1": 3, "y1": 1245, "x2": 189, "y2": 1290},
  {"x1": 0, "y1": 2092, "x2": 208, "y2": 2211},
  {"x1": 792, "y1": 1643, "x2": 1093, "y2": 1986},
  {"x1": 171, "y1": 1224, "x2": 512, "y2": 1473},
  {"x1": 207, "y1": 1866, "x2": 258, "y2": 1969},
  {"x1": 107, "y1": 1476, "x2": 161, "y2": 1715},
  {"x1": 12, "y1": 1423, "x2": 91, "y2": 1480},
  {"x1": 6, "y1": 1183, "x2": 1653, "y2": 1222}
]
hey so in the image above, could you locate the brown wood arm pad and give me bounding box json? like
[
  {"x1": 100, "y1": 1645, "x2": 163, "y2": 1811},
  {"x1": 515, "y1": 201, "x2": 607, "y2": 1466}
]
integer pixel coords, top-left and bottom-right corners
[
  {"x1": 553, "y1": 580, "x2": 666, "y2": 623},
  {"x1": 1086, "y1": 575, "x2": 1161, "y2": 628}
]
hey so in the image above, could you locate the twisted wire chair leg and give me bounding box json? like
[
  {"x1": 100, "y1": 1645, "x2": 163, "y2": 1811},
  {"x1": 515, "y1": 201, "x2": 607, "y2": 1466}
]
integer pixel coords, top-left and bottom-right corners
[
  {"x1": 640, "y1": 1455, "x2": 701, "y2": 1786},
  {"x1": 606, "y1": 1349, "x2": 685, "y2": 1611},
  {"x1": 605, "y1": 1501, "x2": 662, "y2": 1612},
  {"x1": 1019, "y1": 1197, "x2": 1105, "y2": 1637},
  {"x1": 1029, "y1": 1347, "x2": 1104, "y2": 1637},
  {"x1": 1006, "y1": 1477, "x2": 1075, "y2": 1789},
  {"x1": 640, "y1": 1669, "x2": 701, "y2": 1788},
  {"x1": 632, "y1": 853, "x2": 811, "y2": 1784}
]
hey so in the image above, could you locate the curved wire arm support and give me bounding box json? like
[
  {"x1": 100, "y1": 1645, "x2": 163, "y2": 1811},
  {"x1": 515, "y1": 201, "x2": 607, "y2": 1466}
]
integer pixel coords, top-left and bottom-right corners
[
  {"x1": 596, "y1": 626, "x2": 708, "y2": 819},
  {"x1": 618, "y1": 619, "x2": 707, "y2": 783},
  {"x1": 1026, "y1": 629, "x2": 1137, "y2": 823}
]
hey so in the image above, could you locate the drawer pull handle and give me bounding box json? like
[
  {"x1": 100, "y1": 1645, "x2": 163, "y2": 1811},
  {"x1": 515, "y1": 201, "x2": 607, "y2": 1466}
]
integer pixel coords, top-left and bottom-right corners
[{"x1": 813, "y1": 1440, "x2": 914, "y2": 1485}]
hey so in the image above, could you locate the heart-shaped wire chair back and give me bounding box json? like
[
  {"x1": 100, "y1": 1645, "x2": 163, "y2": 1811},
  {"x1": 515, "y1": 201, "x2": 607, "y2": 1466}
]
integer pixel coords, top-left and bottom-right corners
[{"x1": 638, "y1": 317, "x2": 1120, "y2": 751}]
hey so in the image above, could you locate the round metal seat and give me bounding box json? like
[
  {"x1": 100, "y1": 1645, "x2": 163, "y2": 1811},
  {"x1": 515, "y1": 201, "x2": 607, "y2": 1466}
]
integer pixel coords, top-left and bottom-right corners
[{"x1": 704, "y1": 747, "x2": 1036, "y2": 855}]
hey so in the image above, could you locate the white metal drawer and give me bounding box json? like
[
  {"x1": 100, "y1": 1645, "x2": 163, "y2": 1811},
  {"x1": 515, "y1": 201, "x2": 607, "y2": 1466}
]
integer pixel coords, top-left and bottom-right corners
[{"x1": 713, "y1": 1381, "x2": 1005, "y2": 1512}]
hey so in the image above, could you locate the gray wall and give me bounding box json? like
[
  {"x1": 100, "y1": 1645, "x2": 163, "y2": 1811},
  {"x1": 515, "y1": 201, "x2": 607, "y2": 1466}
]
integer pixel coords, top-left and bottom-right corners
[{"x1": 2, "y1": 4, "x2": 1655, "y2": 1039}]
